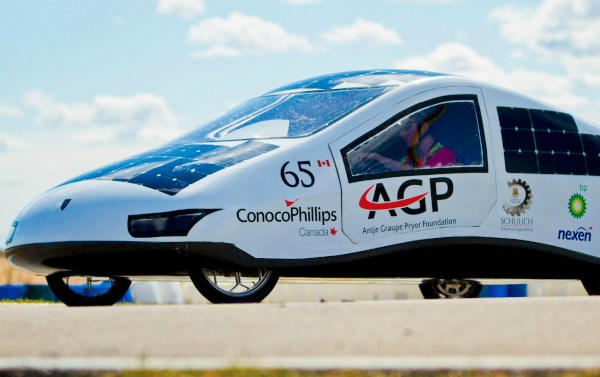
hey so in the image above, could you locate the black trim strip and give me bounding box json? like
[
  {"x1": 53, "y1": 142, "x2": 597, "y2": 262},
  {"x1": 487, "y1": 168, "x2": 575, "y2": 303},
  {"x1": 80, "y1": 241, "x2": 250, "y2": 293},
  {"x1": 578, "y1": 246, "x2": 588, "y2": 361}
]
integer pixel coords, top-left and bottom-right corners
[
  {"x1": 341, "y1": 95, "x2": 489, "y2": 183},
  {"x1": 6, "y1": 237, "x2": 600, "y2": 279}
]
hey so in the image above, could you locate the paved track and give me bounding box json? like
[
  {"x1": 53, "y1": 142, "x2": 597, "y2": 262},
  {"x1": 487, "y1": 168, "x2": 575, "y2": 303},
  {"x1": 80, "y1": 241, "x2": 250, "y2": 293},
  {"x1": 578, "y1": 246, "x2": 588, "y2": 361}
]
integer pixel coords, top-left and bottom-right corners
[{"x1": 1, "y1": 297, "x2": 600, "y2": 370}]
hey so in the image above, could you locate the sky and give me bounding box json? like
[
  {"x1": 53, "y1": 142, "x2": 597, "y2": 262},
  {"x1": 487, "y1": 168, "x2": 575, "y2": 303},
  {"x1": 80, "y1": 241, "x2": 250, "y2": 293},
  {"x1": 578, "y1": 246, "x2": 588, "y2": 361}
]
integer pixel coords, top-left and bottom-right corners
[{"x1": 2, "y1": 0, "x2": 600, "y2": 243}]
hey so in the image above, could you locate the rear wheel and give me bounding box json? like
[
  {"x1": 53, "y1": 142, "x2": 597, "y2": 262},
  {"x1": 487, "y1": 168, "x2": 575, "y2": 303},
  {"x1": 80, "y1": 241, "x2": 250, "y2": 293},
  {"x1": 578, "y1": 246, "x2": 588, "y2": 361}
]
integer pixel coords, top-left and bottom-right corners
[
  {"x1": 581, "y1": 279, "x2": 600, "y2": 295},
  {"x1": 420, "y1": 279, "x2": 482, "y2": 299},
  {"x1": 189, "y1": 268, "x2": 279, "y2": 304},
  {"x1": 46, "y1": 275, "x2": 131, "y2": 306}
]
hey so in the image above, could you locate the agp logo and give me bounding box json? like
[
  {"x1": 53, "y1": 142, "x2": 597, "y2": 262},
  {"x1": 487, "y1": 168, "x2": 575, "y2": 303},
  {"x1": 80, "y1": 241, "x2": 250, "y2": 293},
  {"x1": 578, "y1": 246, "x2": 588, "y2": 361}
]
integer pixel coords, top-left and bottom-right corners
[{"x1": 359, "y1": 177, "x2": 454, "y2": 219}]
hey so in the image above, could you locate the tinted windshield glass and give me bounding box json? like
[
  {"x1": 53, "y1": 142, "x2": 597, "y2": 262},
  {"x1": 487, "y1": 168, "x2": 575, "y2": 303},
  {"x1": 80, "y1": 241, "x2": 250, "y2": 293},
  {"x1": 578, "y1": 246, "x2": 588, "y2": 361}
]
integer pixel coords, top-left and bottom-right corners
[{"x1": 173, "y1": 87, "x2": 389, "y2": 143}]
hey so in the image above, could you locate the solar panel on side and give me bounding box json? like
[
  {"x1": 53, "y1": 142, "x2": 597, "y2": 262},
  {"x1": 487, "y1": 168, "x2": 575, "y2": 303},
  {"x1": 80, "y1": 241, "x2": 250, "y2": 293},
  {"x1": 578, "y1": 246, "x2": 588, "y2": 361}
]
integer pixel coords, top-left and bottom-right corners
[
  {"x1": 504, "y1": 151, "x2": 538, "y2": 174},
  {"x1": 498, "y1": 106, "x2": 593, "y2": 176},
  {"x1": 582, "y1": 134, "x2": 600, "y2": 176}
]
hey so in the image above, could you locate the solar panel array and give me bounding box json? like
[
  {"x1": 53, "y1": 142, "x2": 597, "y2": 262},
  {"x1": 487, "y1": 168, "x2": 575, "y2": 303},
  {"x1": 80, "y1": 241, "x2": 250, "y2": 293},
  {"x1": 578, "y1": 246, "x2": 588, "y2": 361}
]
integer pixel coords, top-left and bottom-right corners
[
  {"x1": 266, "y1": 69, "x2": 447, "y2": 94},
  {"x1": 61, "y1": 141, "x2": 279, "y2": 195},
  {"x1": 498, "y1": 107, "x2": 600, "y2": 175}
]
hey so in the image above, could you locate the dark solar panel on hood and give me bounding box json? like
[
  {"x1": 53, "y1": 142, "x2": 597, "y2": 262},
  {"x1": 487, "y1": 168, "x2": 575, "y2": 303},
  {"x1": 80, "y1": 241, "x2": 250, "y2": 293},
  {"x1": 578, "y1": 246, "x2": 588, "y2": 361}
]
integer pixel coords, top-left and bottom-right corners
[{"x1": 60, "y1": 141, "x2": 279, "y2": 195}]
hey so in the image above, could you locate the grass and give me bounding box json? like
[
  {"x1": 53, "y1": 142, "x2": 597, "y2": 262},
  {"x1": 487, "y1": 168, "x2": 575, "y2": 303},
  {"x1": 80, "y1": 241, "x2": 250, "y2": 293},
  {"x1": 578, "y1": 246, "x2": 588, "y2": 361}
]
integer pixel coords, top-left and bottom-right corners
[
  {"x1": 4, "y1": 369, "x2": 600, "y2": 377},
  {"x1": 0, "y1": 298, "x2": 59, "y2": 304}
]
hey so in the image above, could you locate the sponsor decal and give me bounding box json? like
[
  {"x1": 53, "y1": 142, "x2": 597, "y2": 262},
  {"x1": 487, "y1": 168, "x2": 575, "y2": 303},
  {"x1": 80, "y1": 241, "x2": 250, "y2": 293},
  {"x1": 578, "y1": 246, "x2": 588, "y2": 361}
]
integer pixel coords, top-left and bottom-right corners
[
  {"x1": 359, "y1": 178, "x2": 454, "y2": 219},
  {"x1": 501, "y1": 179, "x2": 533, "y2": 232},
  {"x1": 285, "y1": 198, "x2": 299, "y2": 207},
  {"x1": 558, "y1": 226, "x2": 592, "y2": 242},
  {"x1": 237, "y1": 199, "x2": 337, "y2": 226},
  {"x1": 500, "y1": 217, "x2": 533, "y2": 233},
  {"x1": 281, "y1": 161, "x2": 315, "y2": 188},
  {"x1": 502, "y1": 179, "x2": 532, "y2": 216},
  {"x1": 299, "y1": 227, "x2": 338, "y2": 237},
  {"x1": 362, "y1": 218, "x2": 457, "y2": 235},
  {"x1": 568, "y1": 193, "x2": 587, "y2": 219}
]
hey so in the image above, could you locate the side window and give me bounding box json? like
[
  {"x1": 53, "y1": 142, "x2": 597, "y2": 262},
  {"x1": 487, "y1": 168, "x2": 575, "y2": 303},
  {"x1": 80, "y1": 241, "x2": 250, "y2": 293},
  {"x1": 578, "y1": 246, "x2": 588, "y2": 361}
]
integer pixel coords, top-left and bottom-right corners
[
  {"x1": 342, "y1": 95, "x2": 487, "y2": 183},
  {"x1": 498, "y1": 107, "x2": 600, "y2": 176}
]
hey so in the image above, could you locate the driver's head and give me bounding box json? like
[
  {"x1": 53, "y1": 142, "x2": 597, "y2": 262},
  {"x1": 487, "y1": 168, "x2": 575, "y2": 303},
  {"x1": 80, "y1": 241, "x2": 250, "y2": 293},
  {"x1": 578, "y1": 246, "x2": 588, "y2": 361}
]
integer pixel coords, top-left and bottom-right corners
[{"x1": 399, "y1": 114, "x2": 424, "y2": 146}]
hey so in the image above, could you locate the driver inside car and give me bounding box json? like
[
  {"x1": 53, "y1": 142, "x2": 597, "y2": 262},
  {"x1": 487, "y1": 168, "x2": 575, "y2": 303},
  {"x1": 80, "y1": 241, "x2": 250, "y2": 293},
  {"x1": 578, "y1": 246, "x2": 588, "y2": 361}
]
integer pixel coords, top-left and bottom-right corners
[{"x1": 351, "y1": 104, "x2": 456, "y2": 173}]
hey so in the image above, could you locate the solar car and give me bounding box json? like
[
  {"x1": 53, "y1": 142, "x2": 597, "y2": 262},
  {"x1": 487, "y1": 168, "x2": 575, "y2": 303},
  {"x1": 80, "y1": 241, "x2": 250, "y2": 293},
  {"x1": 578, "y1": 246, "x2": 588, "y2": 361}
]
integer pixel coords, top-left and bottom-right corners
[{"x1": 5, "y1": 70, "x2": 600, "y2": 305}]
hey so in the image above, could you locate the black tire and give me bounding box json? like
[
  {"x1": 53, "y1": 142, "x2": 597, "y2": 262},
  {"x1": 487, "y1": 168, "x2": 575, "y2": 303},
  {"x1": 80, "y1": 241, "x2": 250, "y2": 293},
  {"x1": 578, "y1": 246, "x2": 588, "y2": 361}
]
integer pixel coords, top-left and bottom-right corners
[
  {"x1": 419, "y1": 279, "x2": 482, "y2": 299},
  {"x1": 189, "y1": 268, "x2": 279, "y2": 304},
  {"x1": 581, "y1": 279, "x2": 600, "y2": 295},
  {"x1": 46, "y1": 275, "x2": 131, "y2": 307}
]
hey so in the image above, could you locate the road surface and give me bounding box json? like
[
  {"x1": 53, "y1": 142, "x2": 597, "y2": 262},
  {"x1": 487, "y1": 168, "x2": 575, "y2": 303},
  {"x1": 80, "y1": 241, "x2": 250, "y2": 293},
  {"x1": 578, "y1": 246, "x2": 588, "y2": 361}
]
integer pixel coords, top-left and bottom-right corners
[{"x1": 1, "y1": 297, "x2": 600, "y2": 370}]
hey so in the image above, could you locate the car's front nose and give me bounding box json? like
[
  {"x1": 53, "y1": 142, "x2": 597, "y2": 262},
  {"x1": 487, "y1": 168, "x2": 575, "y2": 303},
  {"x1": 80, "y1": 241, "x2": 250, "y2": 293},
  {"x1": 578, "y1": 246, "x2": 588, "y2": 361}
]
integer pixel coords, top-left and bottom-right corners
[
  {"x1": 5, "y1": 179, "x2": 227, "y2": 276},
  {"x1": 6, "y1": 180, "x2": 180, "y2": 248}
]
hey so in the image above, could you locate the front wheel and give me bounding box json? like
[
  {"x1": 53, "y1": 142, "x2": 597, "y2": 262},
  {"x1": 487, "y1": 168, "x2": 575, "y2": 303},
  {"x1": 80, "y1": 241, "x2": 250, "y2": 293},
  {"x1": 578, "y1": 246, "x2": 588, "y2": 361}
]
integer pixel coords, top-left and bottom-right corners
[
  {"x1": 46, "y1": 275, "x2": 131, "y2": 306},
  {"x1": 189, "y1": 268, "x2": 279, "y2": 304},
  {"x1": 419, "y1": 279, "x2": 482, "y2": 299}
]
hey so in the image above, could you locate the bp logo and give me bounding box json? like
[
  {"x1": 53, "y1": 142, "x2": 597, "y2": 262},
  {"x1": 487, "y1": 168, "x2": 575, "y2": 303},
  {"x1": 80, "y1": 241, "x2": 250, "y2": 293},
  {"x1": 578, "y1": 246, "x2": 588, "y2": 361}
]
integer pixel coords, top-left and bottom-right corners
[
  {"x1": 503, "y1": 179, "x2": 532, "y2": 217},
  {"x1": 568, "y1": 193, "x2": 587, "y2": 219}
]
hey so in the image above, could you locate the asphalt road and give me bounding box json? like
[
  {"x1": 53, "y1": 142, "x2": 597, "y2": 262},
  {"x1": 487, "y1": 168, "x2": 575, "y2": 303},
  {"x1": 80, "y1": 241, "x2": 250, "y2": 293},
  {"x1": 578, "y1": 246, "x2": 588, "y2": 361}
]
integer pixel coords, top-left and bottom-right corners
[{"x1": 1, "y1": 297, "x2": 600, "y2": 370}]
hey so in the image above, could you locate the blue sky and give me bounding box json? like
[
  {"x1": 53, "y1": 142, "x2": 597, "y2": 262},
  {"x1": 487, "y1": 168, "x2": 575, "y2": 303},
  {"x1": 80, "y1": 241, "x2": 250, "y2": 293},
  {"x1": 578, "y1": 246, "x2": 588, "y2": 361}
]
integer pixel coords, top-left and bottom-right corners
[{"x1": 1, "y1": 0, "x2": 599, "y2": 239}]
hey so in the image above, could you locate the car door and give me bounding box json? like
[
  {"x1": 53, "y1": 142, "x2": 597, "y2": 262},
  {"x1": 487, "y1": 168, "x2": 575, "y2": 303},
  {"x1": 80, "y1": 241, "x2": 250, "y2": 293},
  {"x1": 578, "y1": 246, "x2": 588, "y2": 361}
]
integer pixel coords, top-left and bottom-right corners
[{"x1": 329, "y1": 86, "x2": 496, "y2": 243}]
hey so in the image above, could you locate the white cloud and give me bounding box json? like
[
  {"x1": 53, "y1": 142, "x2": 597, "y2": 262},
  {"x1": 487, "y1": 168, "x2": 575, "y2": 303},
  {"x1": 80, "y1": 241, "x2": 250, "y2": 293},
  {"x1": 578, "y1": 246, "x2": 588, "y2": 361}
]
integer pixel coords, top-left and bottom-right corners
[
  {"x1": 320, "y1": 18, "x2": 403, "y2": 46},
  {"x1": 192, "y1": 45, "x2": 241, "y2": 59},
  {"x1": 394, "y1": 43, "x2": 589, "y2": 110},
  {"x1": 490, "y1": 0, "x2": 600, "y2": 90},
  {"x1": 0, "y1": 104, "x2": 24, "y2": 117},
  {"x1": 23, "y1": 90, "x2": 179, "y2": 144},
  {"x1": 188, "y1": 12, "x2": 313, "y2": 57},
  {"x1": 490, "y1": 0, "x2": 600, "y2": 60},
  {"x1": 156, "y1": 0, "x2": 205, "y2": 19},
  {"x1": 0, "y1": 133, "x2": 31, "y2": 152}
]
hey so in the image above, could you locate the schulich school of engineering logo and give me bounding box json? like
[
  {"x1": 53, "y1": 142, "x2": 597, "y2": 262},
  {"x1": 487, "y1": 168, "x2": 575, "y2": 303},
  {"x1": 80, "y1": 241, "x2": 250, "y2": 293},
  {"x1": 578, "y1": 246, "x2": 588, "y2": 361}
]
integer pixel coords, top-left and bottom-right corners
[
  {"x1": 501, "y1": 179, "x2": 533, "y2": 232},
  {"x1": 502, "y1": 179, "x2": 532, "y2": 216}
]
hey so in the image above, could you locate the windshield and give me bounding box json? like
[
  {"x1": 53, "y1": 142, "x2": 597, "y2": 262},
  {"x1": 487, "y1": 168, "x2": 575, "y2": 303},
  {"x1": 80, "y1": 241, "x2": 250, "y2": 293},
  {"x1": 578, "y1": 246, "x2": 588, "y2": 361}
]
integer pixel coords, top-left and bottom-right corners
[{"x1": 173, "y1": 87, "x2": 389, "y2": 143}]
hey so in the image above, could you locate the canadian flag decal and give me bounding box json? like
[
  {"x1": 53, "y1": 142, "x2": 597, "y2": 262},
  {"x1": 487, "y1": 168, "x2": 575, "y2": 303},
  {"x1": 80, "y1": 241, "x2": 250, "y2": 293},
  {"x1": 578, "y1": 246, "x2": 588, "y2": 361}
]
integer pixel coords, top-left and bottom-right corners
[{"x1": 317, "y1": 160, "x2": 330, "y2": 167}]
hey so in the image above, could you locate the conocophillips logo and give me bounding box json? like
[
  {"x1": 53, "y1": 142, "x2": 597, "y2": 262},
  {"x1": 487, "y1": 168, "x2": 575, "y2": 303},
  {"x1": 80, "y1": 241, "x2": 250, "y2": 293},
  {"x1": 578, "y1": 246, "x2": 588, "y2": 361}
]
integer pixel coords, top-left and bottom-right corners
[
  {"x1": 359, "y1": 178, "x2": 453, "y2": 219},
  {"x1": 503, "y1": 179, "x2": 532, "y2": 217},
  {"x1": 237, "y1": 199, "x2": 337, "y2": 225}
]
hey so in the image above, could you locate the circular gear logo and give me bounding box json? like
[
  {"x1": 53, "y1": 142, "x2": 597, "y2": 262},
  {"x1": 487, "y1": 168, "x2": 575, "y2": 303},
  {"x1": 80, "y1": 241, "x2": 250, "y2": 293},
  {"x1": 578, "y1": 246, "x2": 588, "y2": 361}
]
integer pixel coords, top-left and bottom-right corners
[
  {"x1": 503, "y1": 179, "x2": 533, "y2": 217},
  {"x1": 568, "y1": 193, "x2": 587, "y2": 219}
]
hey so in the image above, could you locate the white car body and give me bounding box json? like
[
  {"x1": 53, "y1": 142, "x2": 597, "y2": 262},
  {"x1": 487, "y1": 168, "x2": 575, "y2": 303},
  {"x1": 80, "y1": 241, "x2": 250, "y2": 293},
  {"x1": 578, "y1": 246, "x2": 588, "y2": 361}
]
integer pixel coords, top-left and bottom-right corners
[{"x1": 6, "y1": 70, "x2": 600, "y2": 283}]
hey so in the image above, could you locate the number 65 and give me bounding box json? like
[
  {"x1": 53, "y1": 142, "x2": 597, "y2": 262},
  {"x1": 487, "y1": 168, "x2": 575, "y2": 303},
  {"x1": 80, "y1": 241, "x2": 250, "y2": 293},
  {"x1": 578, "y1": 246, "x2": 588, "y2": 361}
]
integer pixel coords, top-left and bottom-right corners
[{"x1": 280, "y1": 161, "x2": 315, "y2": 188}]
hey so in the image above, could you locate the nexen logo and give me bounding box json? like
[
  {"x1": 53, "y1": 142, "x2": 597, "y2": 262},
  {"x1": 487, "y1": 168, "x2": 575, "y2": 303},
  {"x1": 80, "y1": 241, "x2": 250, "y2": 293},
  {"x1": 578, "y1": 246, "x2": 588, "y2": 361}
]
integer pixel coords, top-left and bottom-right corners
[
  {"x1": 359, "y1": 178, "x2": 453, "y2": 219},
  {"x1": 558, "y1": 227, "x2": 592, "y2": 242}
]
